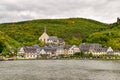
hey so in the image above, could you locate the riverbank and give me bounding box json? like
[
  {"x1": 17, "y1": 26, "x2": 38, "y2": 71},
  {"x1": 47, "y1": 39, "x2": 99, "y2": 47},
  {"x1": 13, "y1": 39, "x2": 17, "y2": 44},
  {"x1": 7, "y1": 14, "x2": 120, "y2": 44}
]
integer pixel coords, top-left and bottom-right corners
[
  {"x1": 14, "y1": 58, "x2": 120, "y2": 61},
  {"x1": 1, "y1": 55, "x2": 120, "y2": 61}
]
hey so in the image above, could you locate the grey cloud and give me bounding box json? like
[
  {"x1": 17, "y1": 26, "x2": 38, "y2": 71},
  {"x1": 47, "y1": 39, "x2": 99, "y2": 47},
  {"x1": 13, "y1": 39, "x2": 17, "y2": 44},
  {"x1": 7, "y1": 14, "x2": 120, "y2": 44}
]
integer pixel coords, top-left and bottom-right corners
[{"x1": 0, "y1": 0, "x2": 120, "y2": 23}]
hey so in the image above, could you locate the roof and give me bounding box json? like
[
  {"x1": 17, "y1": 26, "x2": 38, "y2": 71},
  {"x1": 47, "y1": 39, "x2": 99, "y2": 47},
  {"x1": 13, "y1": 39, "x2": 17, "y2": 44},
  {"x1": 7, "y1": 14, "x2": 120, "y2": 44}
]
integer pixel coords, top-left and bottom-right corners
[
  {"x1": 33, "y1": 44, "x2": 40, "y2": 48},
  {"x1": 80, "y1": 43, "x2": 102, "y2": 51},
  {"x1": 64, "y1": 45, "x2": 72, "y2": 50},
  {"x1": 58, "y1": 38, "x2": 65, "y2": 43},
  {"x1": 49, "y1": 36, "x2": 58, "y2": 41},
  {"x1": 41, "y1": 46, "x2": 56, "y2": 52},
  {"x1": 39, "y1": 32, "x2": 49, "y2": 40},
  {"x1": 23, "y1": 45, "x2": 40, "y2": 54},
  {"x1": 24, "y1": 47, "x2": 36, "y2": 53}
]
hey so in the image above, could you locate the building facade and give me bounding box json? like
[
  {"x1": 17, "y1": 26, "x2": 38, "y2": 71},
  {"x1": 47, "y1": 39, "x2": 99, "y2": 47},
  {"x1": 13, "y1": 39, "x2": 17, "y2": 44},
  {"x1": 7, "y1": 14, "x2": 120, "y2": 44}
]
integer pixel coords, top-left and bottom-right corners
[{"x1": 39, "y1": 27, "x2": 65, "y2": 45}]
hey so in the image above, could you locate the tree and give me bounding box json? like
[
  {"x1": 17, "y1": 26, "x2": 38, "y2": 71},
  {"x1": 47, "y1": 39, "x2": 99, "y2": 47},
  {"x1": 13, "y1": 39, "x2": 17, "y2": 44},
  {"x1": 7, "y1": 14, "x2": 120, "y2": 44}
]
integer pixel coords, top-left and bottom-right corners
[
  {"x1": 0, "y1": 42, "x2": 5, "y2": 53},
  {"x1": 74, "y1": 52, "x2": 80, "y2": 57},
  {"x1": 88, "y1": 52, "x2": 93, "y2": 58},
  {"x1": 58, "y1": 54, "x2": 65, "y2": 58},
  {"x1": 2, "y1": 48, "x2": 10, "y2": 57},
  {"x1": 74, "y1": 51, "x2": 85, "y2": 58}
]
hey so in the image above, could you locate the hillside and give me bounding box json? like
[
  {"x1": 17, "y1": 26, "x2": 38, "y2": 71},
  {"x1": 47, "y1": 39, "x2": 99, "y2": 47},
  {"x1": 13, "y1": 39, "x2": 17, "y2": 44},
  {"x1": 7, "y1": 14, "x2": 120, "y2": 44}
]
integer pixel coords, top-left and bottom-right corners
[
  {"x1": 0, "y1": 31, "x2": 21, "y2": 55},
  {"x1": 84, "y1": 22, "x2": 120, "y2": 50},
  {"x1": 0, "y1": 18, "x2": 109, "y2": 46}
]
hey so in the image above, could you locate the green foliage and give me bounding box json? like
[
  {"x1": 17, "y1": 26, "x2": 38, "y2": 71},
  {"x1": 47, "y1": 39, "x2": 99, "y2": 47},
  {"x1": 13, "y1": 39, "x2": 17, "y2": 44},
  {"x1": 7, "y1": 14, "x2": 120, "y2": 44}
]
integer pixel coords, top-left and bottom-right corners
[
  {"x1": 0, "y1": 18, "x2": 108, "y2": 46},
  {"x1": 74, "y1": 51, "x2": 85, "y2": 57},
  {"x1": 0, "y1": 31, "x2": 21, "y2": 56},
  {"x1": 0, "y1": 42, "x2": 5, "y2": 53},
  {"x1": 17, "y1": 53, "x2": 25, "y2": 57},
  {"x1": 40, "y1": 54, "x2": 50, "y2": 59},
  {"x1": 84, "y1": 52, "x2": 93, "y2": 58},
  {"x1": 84, "y1": 30, "x2": 120, "y2": 50},
  {"x1": 74, "y1": 51, "x2": 93, "y2": 58},
  {"x1": 1, "y1": 48, "x2": 15, "y2": 57},
  {"x1": 88, "y1": 53, "x2": 93, "y2": 57},
  {"x1": 1, "y1": 18, "x2": 120, "y2": 50},
  {"x1": 58, "y1": 54, "x2": 65, "y2": 58}
]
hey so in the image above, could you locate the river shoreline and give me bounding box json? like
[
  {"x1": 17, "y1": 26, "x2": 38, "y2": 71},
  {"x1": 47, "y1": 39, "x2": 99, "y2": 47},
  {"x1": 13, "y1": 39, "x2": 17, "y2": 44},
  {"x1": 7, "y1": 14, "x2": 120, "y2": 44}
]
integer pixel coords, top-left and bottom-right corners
[{"x1": 1, "y1": 58, "x2": 120, "y2": 61}]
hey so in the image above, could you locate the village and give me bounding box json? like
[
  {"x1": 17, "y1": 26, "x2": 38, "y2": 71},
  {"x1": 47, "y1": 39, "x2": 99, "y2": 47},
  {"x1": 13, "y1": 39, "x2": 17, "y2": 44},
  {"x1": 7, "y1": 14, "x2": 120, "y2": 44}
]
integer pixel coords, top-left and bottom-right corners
[{"x1": 16, "y1": 27, "x2": 120, "y2": 60}]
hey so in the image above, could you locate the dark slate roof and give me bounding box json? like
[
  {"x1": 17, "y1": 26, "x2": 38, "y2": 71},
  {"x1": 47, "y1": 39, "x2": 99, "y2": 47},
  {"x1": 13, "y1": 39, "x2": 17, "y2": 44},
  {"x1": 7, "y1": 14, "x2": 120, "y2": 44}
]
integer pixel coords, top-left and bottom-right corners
[
  {"x1": 56, "y1": 45, "x2": 64, "y2": 50},
  {"x1": 101, "y1": 47, "x2": 108, "y2": 52},
  {"x1": 44, "y1": 48, "x2": 55, "y2": 52},
  {"x1": 80, "y1": 43, "x2": 102, "y2": 52},
  {"x1": 80, "y1": 43, "x2": 115, "y2": 53},
  {"x1": 114, "y1": 50, "x2": 120, "y2": 52},
  {"x1": 58, "y1": 38, "x2": 65, "y2": 43},
  {"x1": 23, "y1": 45, "x2": 40, "y2": 54},
  {"x1": 92, "y1": 47, "x2": 108, "y2": 52},
  {"x1": 49, "y1": 36, "x2": 58, "y2": 41},
  {"x1": 38, "y1": 46, "x2": 56, "y2": 53},
  {"x1": 33, "y1": 44, "x2": 40, "y2": 48},
  {"x1": 24, "y1": 47, "x2": 36, "y2": 53},
  {"x1": 64, "y1": 45, "x2": 72, "y2": 50},
  {"x1": 42, "y1": 45, "x2": 64, "y2": 51}
]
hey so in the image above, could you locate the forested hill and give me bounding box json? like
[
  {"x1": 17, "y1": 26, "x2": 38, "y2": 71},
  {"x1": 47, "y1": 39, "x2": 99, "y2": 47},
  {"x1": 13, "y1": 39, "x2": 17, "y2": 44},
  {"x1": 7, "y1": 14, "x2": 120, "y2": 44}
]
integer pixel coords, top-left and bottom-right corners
[
  {"x1": 0, "y1": 18, "x2": 109, "y2": 46},
  {"x1": 84, "y1": 22, "x2": 120, "y2": 50},
  {"x1": 0, "y1": 31, "x2": 21, "y2": 54}
]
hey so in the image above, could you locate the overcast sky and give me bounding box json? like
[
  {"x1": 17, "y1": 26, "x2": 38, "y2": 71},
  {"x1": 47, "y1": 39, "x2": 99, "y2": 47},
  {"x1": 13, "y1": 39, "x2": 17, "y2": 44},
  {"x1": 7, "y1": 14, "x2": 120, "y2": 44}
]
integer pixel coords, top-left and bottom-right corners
[{"x1": 0, "y1": 0, "x2": 120, "y2": 23}]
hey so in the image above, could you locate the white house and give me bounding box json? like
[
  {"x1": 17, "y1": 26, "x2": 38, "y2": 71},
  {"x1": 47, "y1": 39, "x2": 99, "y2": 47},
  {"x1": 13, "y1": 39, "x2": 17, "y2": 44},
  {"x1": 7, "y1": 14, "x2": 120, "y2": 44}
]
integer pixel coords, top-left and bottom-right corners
[
  {"x1": 39, "y1": 49, "x2": 47, "y2": 54},
  {"x1": 17, "y1": 45, "x2": 40, "y2": 59},
  {"x1": 68, "y1": 45, "x2": 80, "y2": 54},
  {"x1": 18, "y1": 47, "x2": 25, "y2": 54},
  {"x1": 79, "y1": 43, "x2": 116, "y2": 56}
]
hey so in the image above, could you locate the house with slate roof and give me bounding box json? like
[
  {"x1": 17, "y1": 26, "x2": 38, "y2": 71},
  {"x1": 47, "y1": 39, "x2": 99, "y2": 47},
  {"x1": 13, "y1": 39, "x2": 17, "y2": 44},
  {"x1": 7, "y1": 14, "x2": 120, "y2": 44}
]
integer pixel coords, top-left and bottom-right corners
[
  {"x1": 55, "y1": 45, "x2": 65, "y2": 55},
  {"x1": 91, "y1": 47, "x2": 114, "y2": 55},
  {"x1": 79, "y1": 43, "x2": 120, "y2": 56},
  {"x1": 64, "y1": 45, "x2": 72, "y2": 54},
  {"x1": 80, "y1": 43, "x2": 102, "y2": 52},
  {"x1": 18, "y1": 45, "x2": 40, "y2": 59},
  {"x1": 114, "y1": 50, "x2": 120, "y2": 55},
  {"x1": 39, "y1": 48, "x2": 46, "y2": 54},
  {"x1": 37, "y1": 46, "x2": 57, "y2": 57},
  {"x1": 17, "y1": 42, "x2": 120, "y2": 59},
  {"x1": 66, "y1": 45, "x2": 80, "y2": 54},
  {"x1": 22, "y1": 46, "x2": 38, "y2": 59}
]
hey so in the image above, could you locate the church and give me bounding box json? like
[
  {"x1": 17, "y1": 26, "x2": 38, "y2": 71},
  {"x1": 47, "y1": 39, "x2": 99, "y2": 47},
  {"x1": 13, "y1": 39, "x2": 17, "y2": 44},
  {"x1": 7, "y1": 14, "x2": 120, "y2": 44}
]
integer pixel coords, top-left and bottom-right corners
[{"x1": 39, "y1": 27, "x2": 65, "y2": 45}]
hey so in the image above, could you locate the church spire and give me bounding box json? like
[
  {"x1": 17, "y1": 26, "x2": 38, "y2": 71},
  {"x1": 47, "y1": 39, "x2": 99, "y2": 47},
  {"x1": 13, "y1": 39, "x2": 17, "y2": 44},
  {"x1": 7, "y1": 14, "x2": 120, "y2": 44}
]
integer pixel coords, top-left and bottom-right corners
[{"x1": 44, "y1": 26, "x2": 46, "y2": 33}]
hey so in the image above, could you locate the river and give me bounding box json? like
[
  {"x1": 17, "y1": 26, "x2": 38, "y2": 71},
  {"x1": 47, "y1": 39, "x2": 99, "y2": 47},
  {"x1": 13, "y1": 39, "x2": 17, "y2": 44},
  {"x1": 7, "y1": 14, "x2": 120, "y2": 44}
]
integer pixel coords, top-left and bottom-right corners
[{"x1": 0, "y1": 60, "x2": 120, "y2": 80}]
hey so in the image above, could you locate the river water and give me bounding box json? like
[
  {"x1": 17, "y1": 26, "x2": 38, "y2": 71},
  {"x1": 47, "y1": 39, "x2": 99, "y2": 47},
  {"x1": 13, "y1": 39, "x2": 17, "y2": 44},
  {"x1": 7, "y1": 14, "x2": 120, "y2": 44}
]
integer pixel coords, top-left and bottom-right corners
[{"x1": 0, "y1": 60, "x2": 120, "y2": 80}]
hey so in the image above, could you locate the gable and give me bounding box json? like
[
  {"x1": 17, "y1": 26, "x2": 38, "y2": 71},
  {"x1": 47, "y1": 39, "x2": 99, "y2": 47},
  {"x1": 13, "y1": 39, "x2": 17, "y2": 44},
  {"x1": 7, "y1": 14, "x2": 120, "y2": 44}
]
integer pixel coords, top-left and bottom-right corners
[{"x1": 39, "y1": 32, "x2": 49, "y2": 40}]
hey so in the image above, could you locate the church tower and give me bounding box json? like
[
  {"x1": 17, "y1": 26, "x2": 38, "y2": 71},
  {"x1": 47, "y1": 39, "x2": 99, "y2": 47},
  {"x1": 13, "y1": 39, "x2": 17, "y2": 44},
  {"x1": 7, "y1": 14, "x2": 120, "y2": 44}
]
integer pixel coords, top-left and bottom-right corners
[{"x1": 39, "y1": 26, "x2": 49, "y2": 44}]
